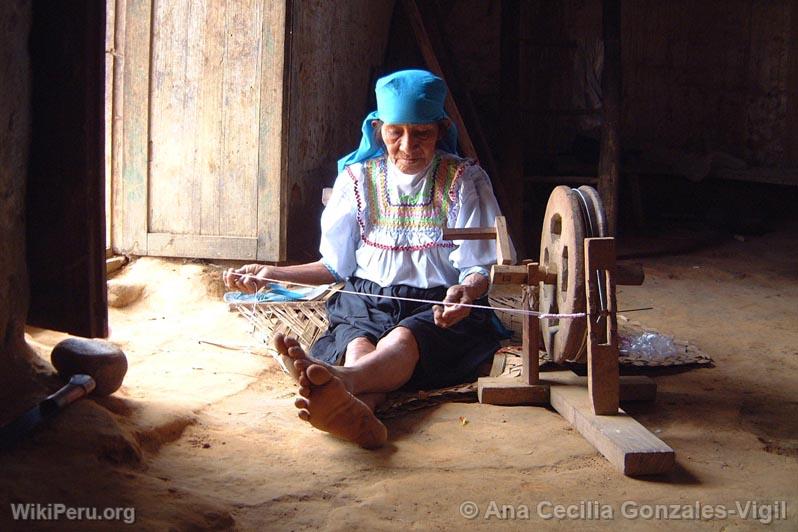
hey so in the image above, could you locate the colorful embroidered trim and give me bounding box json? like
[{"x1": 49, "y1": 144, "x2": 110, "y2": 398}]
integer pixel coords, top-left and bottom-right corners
[{"x1": 347, "y1": 155, "x2": 471, "y2": 251}]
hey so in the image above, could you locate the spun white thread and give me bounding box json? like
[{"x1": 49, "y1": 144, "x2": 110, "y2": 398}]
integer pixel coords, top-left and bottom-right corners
[{"x1": 224, "y1": 271, "x2": 586, "y2": 319}]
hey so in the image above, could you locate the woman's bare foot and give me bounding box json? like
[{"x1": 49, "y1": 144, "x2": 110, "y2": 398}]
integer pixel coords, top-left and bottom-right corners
[
  {"x1": 277, "y1": 334, "x2": 356, "y2": 392},
  {"x1": 294, "y1": 364, "x2": 387, "y2": 449},
  {"x1": 273, "y1": 333, "x2": 302, "y2": 381}
]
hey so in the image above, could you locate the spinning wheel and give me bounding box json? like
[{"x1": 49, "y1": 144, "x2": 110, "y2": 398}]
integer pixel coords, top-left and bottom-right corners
[
  {"x1": 539, "y1": 185, "x2": 607, "y2": 363},
  {"x1": 443, "y1": 189, "x2": 674, "y2": 477}
]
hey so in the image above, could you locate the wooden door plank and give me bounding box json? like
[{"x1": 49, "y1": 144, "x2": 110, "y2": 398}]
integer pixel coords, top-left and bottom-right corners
[
  {"x1": 219, "y1": 0, "x2": 262, "y2": 238},
  {"x1": 148, "y1": 0, "x2": 194, "y2": 234},
  {"x1": 546, "y1": 371, "x2": 674, "y2": 476},
  {"x1": 195, "y1": 3, "x2": 226, "y2": 237},
  {"x1": 114, "y1": 0, "x2": 152, "y2": 254},
  {"x1": 147, "y1": 233, "x2": 257, "y2": 260},
  {"x1": 256, "y1": 0, "x2": 288, "y2": 261},
  {"x1": 105, "y1": 0, "x2": 116, "y2": 249},
  {"x1": 110, "y1": 0, "x2": 126, "y2": 252}
]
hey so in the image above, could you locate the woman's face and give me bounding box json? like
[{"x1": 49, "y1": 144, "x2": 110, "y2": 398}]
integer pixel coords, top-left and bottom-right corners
[{"x1": 379, "y1": 122, "x2": 440, "y2": 174}]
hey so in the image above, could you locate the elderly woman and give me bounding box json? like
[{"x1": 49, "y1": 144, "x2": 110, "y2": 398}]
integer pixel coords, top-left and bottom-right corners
[{"x1": 224, "y1": 69, "x2": 513, "y2": 448}]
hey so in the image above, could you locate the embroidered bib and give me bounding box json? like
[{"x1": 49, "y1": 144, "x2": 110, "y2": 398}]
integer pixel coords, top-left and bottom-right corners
[{"x1": 348, "y1": 154, "x2": 472, "y2": 251}]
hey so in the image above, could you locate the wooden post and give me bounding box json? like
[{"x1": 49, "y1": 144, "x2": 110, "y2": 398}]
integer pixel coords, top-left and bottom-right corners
[
  {"x1": 416, "y1": 0, "x2": 500, "y2": 180},
  {"x1": 401, "y1": 0, "x2": 476, "y2": 159},
  {"x1": 584, "y1": 237, "x2": 619, "y2": 415},
  {"x1": 598, "y1": 0, "x2": 621, "y2": 236},
  {"x1": 403, "y1": 0, "x2": 524, "y2": 254},
  {"x1": 521, "y1": 277, "x2": 539, "y2": 385},
  {"x1": 500, "y1": 0, "x2": 526, "y2": 257},
  {"x1": 494, "y1": 215, "x2": 512, "y2": 265},
  {"x1": 787, "y1": 0, "x2": 798, "y2": 164}
]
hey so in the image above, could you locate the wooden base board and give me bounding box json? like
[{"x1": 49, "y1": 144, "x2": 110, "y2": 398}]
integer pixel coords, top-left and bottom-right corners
[
  {"x1": 477, "y1": 377, "x2": 549, "y2": 405},
  {"x1": 478, "y1": 371, "x2": 672, "y2": 476},
  {"x1": 549, "y1": 371, "x2": 657, "y2": 402},
  {"x1": 546, "y1": 371, "x2": 674, "y2": 476},
  {"x1": 478, "y1": 373, "x2": 656, "y2": 405}
]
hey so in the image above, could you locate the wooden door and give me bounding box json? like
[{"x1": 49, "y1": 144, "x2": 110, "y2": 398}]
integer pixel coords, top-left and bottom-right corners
[{"x1": 112, "y1": 0, "x2": 287, "y2": 261}]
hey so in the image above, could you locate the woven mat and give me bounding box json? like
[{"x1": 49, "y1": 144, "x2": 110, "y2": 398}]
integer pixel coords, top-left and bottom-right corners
[
  {"x1": 616, "y1": 315, "x2": 711, "y2": 367},
  {"x1": 376, "y1": 316, "x2": 711, "y2": 419}
]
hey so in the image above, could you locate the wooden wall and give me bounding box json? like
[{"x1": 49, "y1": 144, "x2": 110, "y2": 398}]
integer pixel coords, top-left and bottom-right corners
[
  {"x1": 284, "y1": 0, "x2": 395, "y2": 260},
  {"x1": 27, "y1": 0, "x2": 108, "y2": 337},
  {"x1": 0, "y1": 0, "x2": 38, "y2": 397},
  {"x1": 433, "y1": 0, "x2": 797, "y2": 173},
  {"x1": 622, "y1": 0, "x2": 793, "y2": 167}
]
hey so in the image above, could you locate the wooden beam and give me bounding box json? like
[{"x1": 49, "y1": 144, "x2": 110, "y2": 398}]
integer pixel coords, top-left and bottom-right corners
[
  {"x1": 403, "y1": 0, "x2": 524, "y2": 254},
  {"x1": 479, "y1": 371, "x2": 656, "y2": 406},
  {"x1": 585, "y1": 237, "x2": 619, "y2": 415},
  {"x1": 547, "y1": 371, "x2": 657, "y2": 403},
  {"x1": 442, "y1": 227, "x2": 496, "y2": 240},
  {"x1": 499, "y1": 0, "x2": 526, "y2": 256},
  {"x1": 489, "y1": 261, "x2": 642, "y2": 286},
  {"x1": 147, "y1": 233, "x2": 258, "y2": 260},
  {"x1": 423, "y1": 0, "x2": 500, "y2": 182},
  {"x1": 401, "y1": 0, "x2": 476, "y2": 159},
  {"x1": 546, "y1": 371, "x2": 674, "y2": 476},
  {"x1": 490, "y1": 264, "x2": 529, "y2": 285},
  {"x1": 494, "y1": 216, "x2": 512, "y2": 265},
  {"x1": 597, "y1": 0, "x2": 621, "y2": 236}
]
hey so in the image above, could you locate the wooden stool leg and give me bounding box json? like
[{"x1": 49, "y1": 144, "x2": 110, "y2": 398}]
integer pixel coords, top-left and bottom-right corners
[{"x1": 585, "y1": 237, "x2": 619, "y2": 415}]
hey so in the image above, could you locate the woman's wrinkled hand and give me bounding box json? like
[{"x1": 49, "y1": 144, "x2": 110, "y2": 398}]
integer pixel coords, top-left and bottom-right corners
[
  {"x1": 223, "y1": 264, "x2": 273, "y2": 294},
  {"x1": 433, "y1": 284, "x2": 473, "y2": 328}
]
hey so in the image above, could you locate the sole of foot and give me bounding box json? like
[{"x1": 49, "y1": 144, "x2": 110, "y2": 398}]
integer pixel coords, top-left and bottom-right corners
[{"x1": 295, "y1": 364, "x2": 387, "y2": 449}]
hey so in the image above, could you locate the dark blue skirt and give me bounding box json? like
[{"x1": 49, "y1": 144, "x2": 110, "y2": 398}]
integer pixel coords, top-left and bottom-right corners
[{"x1": 309, "y1": 277, "x2": 504, "y2": 390}]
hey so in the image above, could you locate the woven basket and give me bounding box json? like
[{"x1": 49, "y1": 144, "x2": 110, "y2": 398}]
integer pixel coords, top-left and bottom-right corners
[{"x1": 232, "y1": 284, "x2": 341, "y2": 352}]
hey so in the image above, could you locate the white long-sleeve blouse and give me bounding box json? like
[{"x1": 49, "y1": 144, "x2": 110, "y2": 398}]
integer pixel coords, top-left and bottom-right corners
[{"x1": 319, "y1": 151, "x2": 513, "y2": 289}]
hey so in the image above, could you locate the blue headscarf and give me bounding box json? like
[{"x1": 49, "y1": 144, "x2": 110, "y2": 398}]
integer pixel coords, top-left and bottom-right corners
[{"x1": 337, "y1": 69, "x2": 459, "y2": 173}]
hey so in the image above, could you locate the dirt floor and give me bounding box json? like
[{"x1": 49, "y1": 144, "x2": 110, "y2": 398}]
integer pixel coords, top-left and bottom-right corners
[{"x1": 1, "y1": 223, "x2": 797, "y2": 530}]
